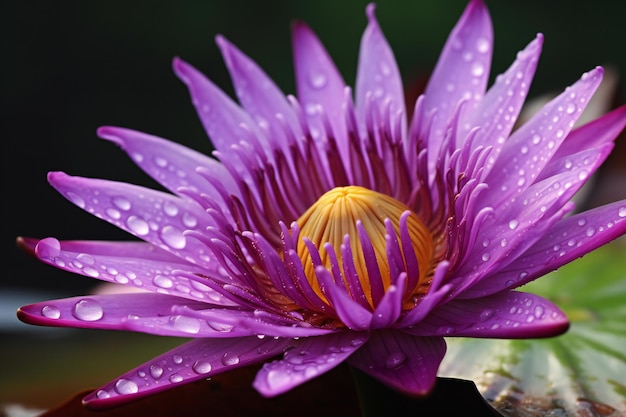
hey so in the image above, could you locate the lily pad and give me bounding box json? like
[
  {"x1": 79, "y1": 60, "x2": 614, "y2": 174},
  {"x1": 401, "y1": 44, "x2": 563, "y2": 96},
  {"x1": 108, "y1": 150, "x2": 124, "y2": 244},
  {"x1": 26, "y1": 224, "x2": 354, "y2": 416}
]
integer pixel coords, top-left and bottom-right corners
[{"x1": 440, "y1": 240, "x2": 626, "y2": 416}]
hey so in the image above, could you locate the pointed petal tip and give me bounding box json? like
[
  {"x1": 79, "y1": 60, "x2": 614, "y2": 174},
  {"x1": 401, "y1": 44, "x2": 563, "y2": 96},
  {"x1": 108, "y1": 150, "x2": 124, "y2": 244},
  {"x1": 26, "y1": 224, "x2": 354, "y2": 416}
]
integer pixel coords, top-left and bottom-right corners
[{"x1": 365, "y1": 3, "x2": 377, "y2": 21}]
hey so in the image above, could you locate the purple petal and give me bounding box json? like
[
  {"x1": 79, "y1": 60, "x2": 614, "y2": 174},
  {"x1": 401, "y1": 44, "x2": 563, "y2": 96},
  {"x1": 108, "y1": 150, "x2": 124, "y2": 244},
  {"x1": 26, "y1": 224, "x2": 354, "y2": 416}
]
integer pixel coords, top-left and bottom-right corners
[
  {"x1": 347, "y1": 330, "x2": 446, "y2": 396},
  {"x1": 16, "y1": 293, "x2": 232, "y2": 337},
  {"x1": 97, "y1": 126, "x2": 238, "y2": 200},
  {"x1": 216, "y1": 36, "x2": 302, "y2": 152},
  {"x1": 370, "y1": 274, "x2": 406, "y2": 329},
  {"x1": 253, "y1": 331, "x2": 368, "y2": 397},
  {"x1": 405, "y1": 292, "x2": 568, "y2": 338},
  {"x1": 552, "y1": 104, "x2": 626, "y2": 160},
  {"x1": 29, "y1": 237, "x2": 233, "y2": 305},
  {"x1": 482, "y1": 67, "x2": 604, "y2": 208},
  {"x1": 292, "y1": 21, "x2": 348, "y2": 145},
  {"x1": 423, "y1": 0, "x2": 493, "y2": 146},
  {"x1": 315, "y1": 267, "x2": 372, "y2": 330},
  {"x1": 173, "y1": 57, "x2": 269, "y2": 153},
  {"x1": 175, "y1": 305, "x2": 335, "y2": 338},
  {"x1": 462, "y1": 34, "x2": 542, "y2": 171},
  {"x1": 47, "y1": 172, "x2": 215, "y2": 269},
  {"x1": 83, "y1": 337, "x2": 293, "y2": 409},
  {"x1": 462, "y1": 200, "x2": 626, "y2": 298},
  {"x1": 355, "y1": 4, "x2": 406, "y2": 130}
]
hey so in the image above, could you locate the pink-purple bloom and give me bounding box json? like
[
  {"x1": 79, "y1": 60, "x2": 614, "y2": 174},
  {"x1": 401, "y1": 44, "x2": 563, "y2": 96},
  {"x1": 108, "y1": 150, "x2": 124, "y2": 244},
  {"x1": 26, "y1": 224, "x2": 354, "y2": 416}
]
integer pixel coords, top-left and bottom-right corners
[{"x1": 17, "y1": 0, "x2": 626, "y2": 409}]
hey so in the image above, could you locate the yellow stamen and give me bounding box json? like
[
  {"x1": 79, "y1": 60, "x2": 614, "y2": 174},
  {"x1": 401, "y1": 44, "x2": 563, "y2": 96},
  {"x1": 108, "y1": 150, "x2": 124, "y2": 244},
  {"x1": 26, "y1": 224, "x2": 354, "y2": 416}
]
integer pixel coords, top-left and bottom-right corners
[{"x1": 296, "y1": 186, "x2": 433, "y2": 308}]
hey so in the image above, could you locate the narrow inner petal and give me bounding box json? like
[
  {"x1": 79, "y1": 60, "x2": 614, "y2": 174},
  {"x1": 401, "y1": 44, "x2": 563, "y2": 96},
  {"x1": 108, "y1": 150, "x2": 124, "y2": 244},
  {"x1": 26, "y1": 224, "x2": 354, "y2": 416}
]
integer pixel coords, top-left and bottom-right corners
[{"x1": 296, "y1": 186, "x2": 433, "y2": 308}]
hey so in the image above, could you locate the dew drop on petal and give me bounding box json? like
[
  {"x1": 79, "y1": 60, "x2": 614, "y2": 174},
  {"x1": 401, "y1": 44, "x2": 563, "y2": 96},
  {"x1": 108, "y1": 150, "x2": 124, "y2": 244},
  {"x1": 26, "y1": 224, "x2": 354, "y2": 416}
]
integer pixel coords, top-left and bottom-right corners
[
  {"x1": 149, "y1": 364, "x2": 164, "y2": 379},
  {"x1": 169, "y1": 373, "x2": 183, "y2": 383},
  {"x1": 172, "y1": 355, "x2": 183, "y2": 365},
  {"x1": 170, "y1": 315, "x2": 201, "y2": 334},
  {"x1": 114, "y1": 378, "x2": 138, "y2": 395},
  {"x1": 41, "y1": 305, "x2": 61, "y2": 319},
  {"x1": 308, "y1": 71, "x2": 327, "y2": 89},
  {"x1": 192, "y1": 360, "x2": 213, "y2": 374},
  {"x1": 267, "y1": 369, "x2": 289, "y2": 389},
  {"x1": 385, "y1": 352, "x2": 407, "y2": 370},
  {"x1": 112, "y1": 196, "x2": 131, "y2": 211},
  {"x1": 221, "y1": 352, "x2": 240, "y2": 366},
  {"x1": 471, "y1": 62, "x2": 485, "y2": 77},
  {"x1": 73, "y1": 299, "x2": 103, "y2": 321},
  {"x1": 182, "y1": 212, "x2": 198, "y2": 228},
  {"x1": 476, "y1": 37, "x2": 490, "y2": 53},
  {"x1": 508, "y1": 219, "x2": 519, "y2": 230},
  {"x1": 67, "y1": 192, "x2": 86, "y2": 208},
  {"x1": 162, "y1": 201, "x2": 179, "y2": 216},
  {"x1": 127, "y1": 216, "x2": 150, "y2": 236},
  {"x1": 96, "y1": 390, "x2": 111, "y2": 399},
  {"x1": 534, "y1": 305, "x2": 545, "y2": 319},
  {"x1": 160, "y1": 225, "x2": 186, "y2": 249},
  {"x1": 153, "y1": 274, "x2": 174, "y2": 289},
  {"x1": 619, "y1": 207, "x2": 626, "y2": 218},
  {"x1": 479, "y1": 308, "x2": 495, "y2": 321}
]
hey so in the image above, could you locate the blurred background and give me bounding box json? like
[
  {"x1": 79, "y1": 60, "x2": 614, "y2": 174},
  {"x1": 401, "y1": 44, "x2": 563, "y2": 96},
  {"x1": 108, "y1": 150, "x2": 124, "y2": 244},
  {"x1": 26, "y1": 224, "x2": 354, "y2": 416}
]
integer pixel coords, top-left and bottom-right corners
[{"x1": 3, "y1": 0, "x2": 626, "y2": 412}]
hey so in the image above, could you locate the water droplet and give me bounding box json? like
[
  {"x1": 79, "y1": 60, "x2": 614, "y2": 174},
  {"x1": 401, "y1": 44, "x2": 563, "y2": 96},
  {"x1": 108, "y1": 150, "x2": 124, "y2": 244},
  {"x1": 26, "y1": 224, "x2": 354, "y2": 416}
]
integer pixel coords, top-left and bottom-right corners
[
  {"x1": 476, "y1": 37, "x2": 490, "y2": 53},
  {"x1": 471, "y1": 62, "x2": 485, "y2": 77},
  {"x1": 479, "y1": 308, "x2": 495, "y2": 321},
  {"x1": 481, "y1": 253, "x2": 490, "y2": 262},
  {"x1": 114, "y1": 378, "x2": 138, "y2": 395},
  {"x1": 508, "y1": 219, "x2": 519, "y2": 230},
  {"x1": 385, "y1": 352, "x2": 407, "y2": 370},
  {"x1": 160, "y1": 225, "x2": 186, "y2": 249},
  {"x1": 149, "y1": 364, "x2": 164, "y2": 379},
  {"x1": 221, "y1": 352, "x2": 240, "y2": 366},
  {"x1": 192, "y1": 360, "x2": 213, "y2": 374},
  {"x1": 153, "y1": 275, "x2": 173, "y2": 289},
  {"x1": 170, "y1": 315, "x2": 200, "y2": 334},
  {"x1": 172, "y1": 355, "x2": 183, "y2": 365},
  {"x1": 41, "y1": 305, "x2": 61, "y2": 319},
  {"x1": 162, "y1": 201, "x2": 179, "y2": 216},
  {"x1": 72, "y1": 299, "x2": 103, "y2": 321},
  {"x1": 169, "y1": 373, "x2": 183, "y2": 383},
  {"x1": 66, "y1": 192, "x2": 86, "y2": 208},
  {"x1": 112, "y1": 196, "x2": 131, "y2": 211},
  {"x1": 534, "y1": 305, "x2": 545, "y2": 319},
  {"x1": 182, "y1": 212, "x2": 198, "y2": 228},
  {"x1": 127, "y1": 216, "x2": 149, "y2": 236},
  {"x1": 566, "y1": 103, "x2": 577, "y2": 114},
  {"x1": 619, "y1": 207, "x2": 626, "y2": 218},
  {"x1": 532, "y1": 134, "x2": 541, "y2": 145},
  {"x1": 585, "y1": 227, "x2": 596, "y2": 237},
  {"x1": 96, "y1": 390, "x2": 111, "y2": 399},
  {"x1": 309, "y1": 71, "x2": 327, "y2": 89},
  {"x1": 267, "y1": 369, "x2": 289, "y2": 389}
]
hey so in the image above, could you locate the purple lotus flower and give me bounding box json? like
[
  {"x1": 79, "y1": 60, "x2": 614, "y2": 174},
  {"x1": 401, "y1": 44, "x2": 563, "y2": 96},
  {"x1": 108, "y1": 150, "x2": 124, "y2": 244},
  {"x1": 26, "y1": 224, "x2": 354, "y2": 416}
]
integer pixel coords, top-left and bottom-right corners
[{"x1": 17, "y1": 0, "x2": 626, "y2": 409}]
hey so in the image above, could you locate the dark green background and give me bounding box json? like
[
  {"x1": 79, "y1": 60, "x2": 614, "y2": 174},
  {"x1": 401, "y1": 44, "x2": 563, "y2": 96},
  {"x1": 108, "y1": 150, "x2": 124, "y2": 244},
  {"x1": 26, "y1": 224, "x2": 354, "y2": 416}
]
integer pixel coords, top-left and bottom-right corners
[{"x1": 4, "y1": 0, "x2": 626, "y2": 294}]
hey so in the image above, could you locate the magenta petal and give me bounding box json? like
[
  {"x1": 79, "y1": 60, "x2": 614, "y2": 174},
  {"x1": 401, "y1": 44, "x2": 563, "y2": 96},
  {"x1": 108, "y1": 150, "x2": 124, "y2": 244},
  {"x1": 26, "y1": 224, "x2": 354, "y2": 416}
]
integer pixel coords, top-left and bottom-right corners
[
  {"x1": 97, "y1": 126, "x2": 238, "y2": 199},
  {"x1": 348, "y1": 330, "x2": 446, "y2": 396},
  {"x1": 355, "y1": 4, "x2": 406, "y2": 129},
  {"x1": 253, "y1": 331, "x2": 369, "y2": 397},
  {"x1": 47, "y1": 172, "x2": 215, "y2": 269},
  {"x1": 315, "y1": 267, "x2": 372, "y2": 330},
  {"x1": 173, "y1": 57, "x2": 269, "y2": 153},
  {"x1": 216, "y1": 36, "x2": 302, "y2": 152},
  {"x1": 83, "y1": 337, "x2": 293, "y2": 409},
  {"x1": 424, "y1": 0, "x2": 493, "y2": 144},
  {"x1": 18, "y1": 293, "x2": 225, "y2": 337},
  {"x1": 462, "y1": 200, "x2": 626, "y2": 298},
  {"x1": 409, "y1": 292, "x2": 569, "y2": 339},
  {"x1": 30, "y1": 238, "x2": 233, "y2": 305},
  {"x1": 483, "y1": 67, "x2": 604, "y2": 209},
  {"x1": 552, "y1": 104, "x2": 626, "y2": 161},
  {"x1": 370, "y1": 274, "x2": 406, "y2": 329},
  {"x1": 463, "y1": 34, "x2": 542, "y2": 170},
  {"x1": 292, "y1": 21, "x2": 348, "y2": 145}
]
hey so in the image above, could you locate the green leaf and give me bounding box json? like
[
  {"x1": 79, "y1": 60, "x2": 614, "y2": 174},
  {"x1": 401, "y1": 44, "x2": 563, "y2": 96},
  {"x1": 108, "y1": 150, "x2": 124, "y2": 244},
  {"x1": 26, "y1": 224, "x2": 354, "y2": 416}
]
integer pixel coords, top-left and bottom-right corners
[{"x1": 440, "y1": 241, "x2": 626, "y2": 416}]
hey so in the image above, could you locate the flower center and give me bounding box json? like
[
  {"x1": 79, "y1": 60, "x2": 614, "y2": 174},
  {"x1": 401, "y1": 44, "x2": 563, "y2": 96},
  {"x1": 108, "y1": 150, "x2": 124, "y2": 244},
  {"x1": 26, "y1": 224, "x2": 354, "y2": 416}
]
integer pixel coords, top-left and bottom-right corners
[{"x1": 296, "y1": 186, "x2": 433, "y2": 308}]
